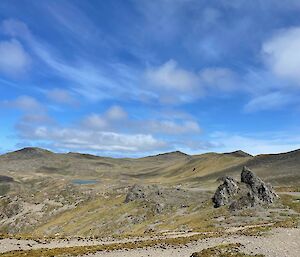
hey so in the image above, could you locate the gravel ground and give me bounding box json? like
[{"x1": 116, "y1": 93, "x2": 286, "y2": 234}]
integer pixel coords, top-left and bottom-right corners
[
  {"x1": 0, "y1": 228, "x2": 299, "y2": 257},
  {"x1": 84, "y1": 228, "x2": 300, "y2": 257}
]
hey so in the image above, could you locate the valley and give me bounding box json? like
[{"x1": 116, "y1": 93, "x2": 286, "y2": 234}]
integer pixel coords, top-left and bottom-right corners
[{"x1": 0, "y1": 147, "x2": 299, "y2": 256}]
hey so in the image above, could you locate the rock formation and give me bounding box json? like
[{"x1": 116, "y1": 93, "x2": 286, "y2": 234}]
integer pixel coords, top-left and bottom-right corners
[
  {"x1": 212, "y1": 177, "x2": 239, "y2": 208},
  {"x1": 241, "y1": 166, "x2": 278, "y2": 204},
  {"x1": 212, "y1": 166, "x2": 278, "y2": 210}
]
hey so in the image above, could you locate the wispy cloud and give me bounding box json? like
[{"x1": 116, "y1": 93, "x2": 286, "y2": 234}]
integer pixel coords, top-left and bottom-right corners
[
  {"x1": 46, "y1": 88, "x2": 78, "y2": 106},
  {"x1": 0, "y1": 39, "x2": 31, "y2": 77},
  {"x1": 2, "y1": 95, "x2": 43, "y2": 112},
  {"x1": 1, "y1": 19, "x2": 140, "y2": 102},
  {"x1": 244, "y1": 92, "x2": 295, "y2": 112},
  {"x1": 209, "y1": 131, "x2": 300, "y2": 155}
]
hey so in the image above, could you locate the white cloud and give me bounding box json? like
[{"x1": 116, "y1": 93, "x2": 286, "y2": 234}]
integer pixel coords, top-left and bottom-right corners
[
  {"x1": 244, "y1": 92, "x2": 294, "y2": 112},
  {"x1": 81, "y1": 105, "x2": 200, "y2": 135},
  {"x1": 2, "y1": 95, "x2": 42, "y2": 112},
  {"x1": 145, "y1": 59, "x2": 199, "y2": 91},
  {"x1": 144, "y1": 60, "x2": 238, "y2": 104},
  {"x1": 263, "y1": 27, "x2": 300, "y2": 84},
  {"x1": 83, "y1": 114, "x2": 108, "y2": 129},
  {"x1": 17, "y1": 125, "x2": 166, "y2": 153},
  {"x1": 0, "y1": 39, "x2": 31, "y2": 76},
  {"x1": 12, "y1": 102, "x2": 202, "y2": 154},
  {"x1": 199, "y1": 67, "x2": 237, "y2": 91},
  {"x1": 209, "y1": 131, "x2": 300, "y2": 155},
  {"x1": 145, "y1": 120, "x2": 201, "y2": 134},
  {"x1": 46, "y1": 88, "x2": 77, "y2": 105},
  {"x1": 105, "y1": 105, "x2": 128, "y2": 120},
  {"x1": 82, "y1": 106, "x2": 127, "y2": 130}
]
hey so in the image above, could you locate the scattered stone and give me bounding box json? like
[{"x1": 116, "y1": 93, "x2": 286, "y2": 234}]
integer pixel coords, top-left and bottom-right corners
[{"x1": 125, "y1": 184, "x2": 146, "y2": 203}]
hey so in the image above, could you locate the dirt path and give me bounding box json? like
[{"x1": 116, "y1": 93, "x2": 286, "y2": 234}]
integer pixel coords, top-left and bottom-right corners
[
  {"x1": 83, "y1": 228, "x2": 300, "y2": 257},
  {"x1": 0, "y1": 224, "x2": 273, "y2": 254},
  {"x1": 278, "y1": 192, "x2": 300, "y2": 197},
  {"x1": 0, "y1": 231, "x2": 209, "y2": 253},
  {"x1": 0, "y1": 227, "x2": 299, "y2": 257}
]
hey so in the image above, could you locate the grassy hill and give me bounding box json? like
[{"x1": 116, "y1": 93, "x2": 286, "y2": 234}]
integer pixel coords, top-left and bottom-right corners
[
  {"x1": 1, "y1": 147, "x2": 300, "y2": 186},
  {"x1": 0, "y1": 147, "x2": 299, "y2": 237}
]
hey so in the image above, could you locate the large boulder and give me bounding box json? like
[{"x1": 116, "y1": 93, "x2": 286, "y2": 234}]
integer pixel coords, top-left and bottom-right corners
[{"x1": 212, "y1": 167, "x2": 278, "y2": 210}]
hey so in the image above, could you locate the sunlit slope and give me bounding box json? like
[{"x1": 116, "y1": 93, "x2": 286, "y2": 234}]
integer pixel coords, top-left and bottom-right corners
[
  {"x1": 124, "y1": 152, "x2": 252, "y2": 185},
  {"x1": 189, "y1": 149, "x2": 300, "y2": 186},
  {"x1": 1, "y1": 147, "x2": 300, "y2": 186}
]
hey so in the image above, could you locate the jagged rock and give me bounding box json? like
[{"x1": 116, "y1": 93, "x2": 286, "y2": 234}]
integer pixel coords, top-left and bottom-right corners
[
  {"x1": 213, "y1": 167, "x2": 278, "y2": 210},
  {"x1": 212, "y1": 177, "x2": 239, "y2": 208},
  {"x1": 229, "y1": 183, "x2": 257, "y2": 211},
  {"x1": 241, "y1": 166, "x2": 278, "y2": 204}
]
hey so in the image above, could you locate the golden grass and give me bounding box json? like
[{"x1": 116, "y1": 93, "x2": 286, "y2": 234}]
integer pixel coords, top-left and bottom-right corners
[
  {"x1": 1, "y1": 232, "x2": 221, "y2": 257},
  {"x1": 191, "y1": 243, "x2": 264, "y2": 257},
  {"x1": 276, "y1": 186, "x2": 300, "y2": 192}
]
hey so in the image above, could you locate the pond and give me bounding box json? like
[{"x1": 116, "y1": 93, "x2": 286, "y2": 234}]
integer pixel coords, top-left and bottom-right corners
[{"x1": 72, "y1": 179, "x2": 99, "y2": 185}]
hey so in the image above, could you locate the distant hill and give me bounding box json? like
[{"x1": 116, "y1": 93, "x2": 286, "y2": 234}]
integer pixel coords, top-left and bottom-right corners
[
  {"x1": 0, "y1": 147, "x2": 299, "y2": 186},
  {"x1": 2, "y1": 147, "x2": 54, "y2": 159},
  {"x1": 191, "y1": 149, "x2": 300, "y2": 186},
  {"x1": 224, "y1": 150, "x2": 253, "y2": 158},
  {"x1": 141, "y1": 151, "x2": 190, "y2": 160},
  {"x1": 0, "y1": 146, "x2": 299, "y2": 237}
]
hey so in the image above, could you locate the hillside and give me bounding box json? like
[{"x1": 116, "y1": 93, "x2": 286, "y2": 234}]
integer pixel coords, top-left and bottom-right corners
[
  {"x1": 1, "y1": 147, "x2": 300, "y2": 186},
  {"x1": 0, "y1": 147, "x2": 299, "y2": 238},
  {"x1": 190, "y1": 149, "x2": 300, "y2": 186}
]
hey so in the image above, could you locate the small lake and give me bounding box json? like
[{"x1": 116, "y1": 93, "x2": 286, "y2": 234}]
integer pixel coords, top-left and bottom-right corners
[{"x1": 72, "y1": 179, "x2": 99, "y2": 185}]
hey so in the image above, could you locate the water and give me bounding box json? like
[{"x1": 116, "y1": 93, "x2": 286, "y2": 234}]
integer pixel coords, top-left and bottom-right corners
[{"x1": 72, "y1": 179, "x2": 98, "y2": 185}]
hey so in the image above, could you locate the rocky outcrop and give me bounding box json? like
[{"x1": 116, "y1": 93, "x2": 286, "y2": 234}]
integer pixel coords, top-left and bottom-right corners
[
  {"x1": 212, "y1": 166, "x2": 278, "y2": 210},
  {"x1": 124, "y1": 184, "x2": 194, "y2": 215},
  {"x1": 241, "y1": 166, "x2": 278, "y2": 203},
  {"x1": 125, "y1": 184, "x2": 162, "y2": 203},
  {"x1": 212, "y1": 177, "x2": 239, "y2": 208}
]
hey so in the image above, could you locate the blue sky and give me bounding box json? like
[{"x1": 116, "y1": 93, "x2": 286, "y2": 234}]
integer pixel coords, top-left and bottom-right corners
[{"x1": 1, "y1": 0, "x2": 300, "y2": 156}]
